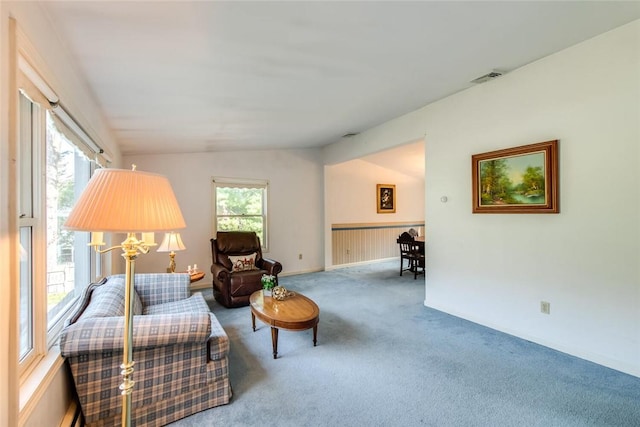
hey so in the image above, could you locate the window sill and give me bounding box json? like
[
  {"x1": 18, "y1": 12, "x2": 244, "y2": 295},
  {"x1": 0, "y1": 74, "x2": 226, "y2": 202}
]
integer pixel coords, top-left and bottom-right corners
[{"x1": 19, "y1": 345, "x2": 64, "y2": 425}]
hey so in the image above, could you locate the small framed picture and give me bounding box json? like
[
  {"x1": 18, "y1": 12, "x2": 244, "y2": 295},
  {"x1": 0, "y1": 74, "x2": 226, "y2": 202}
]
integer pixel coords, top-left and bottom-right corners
[{"x1": 377, "y1": 184, "x2": 396, "y2": 213}]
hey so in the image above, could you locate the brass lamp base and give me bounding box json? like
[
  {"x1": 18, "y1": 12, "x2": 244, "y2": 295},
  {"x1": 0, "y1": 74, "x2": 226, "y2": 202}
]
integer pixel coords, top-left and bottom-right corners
[{"x1": 168, "y1": 251, "x2": 176, "y2": 273}]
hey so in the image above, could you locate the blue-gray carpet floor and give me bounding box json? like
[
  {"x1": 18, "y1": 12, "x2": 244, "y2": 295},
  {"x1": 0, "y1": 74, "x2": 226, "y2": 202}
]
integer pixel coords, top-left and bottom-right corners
[{"x1": 169, "y1": 261, "x2": 640, "y2": 427}]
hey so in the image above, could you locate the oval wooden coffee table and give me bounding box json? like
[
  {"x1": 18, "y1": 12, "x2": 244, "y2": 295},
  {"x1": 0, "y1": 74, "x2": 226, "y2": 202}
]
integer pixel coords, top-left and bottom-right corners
[{"x1": 249, "y1": 290, "x2": 319, "y2": 359}]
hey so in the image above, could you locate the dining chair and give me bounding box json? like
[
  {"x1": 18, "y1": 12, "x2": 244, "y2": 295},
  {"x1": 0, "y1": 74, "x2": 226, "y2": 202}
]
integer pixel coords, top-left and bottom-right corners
[
  {"x1": 412, "y1": 248, "x2": 425, "y2": 279},
  {"x1": 397, "y1": 232, "x2": 418, "y2": 278}
]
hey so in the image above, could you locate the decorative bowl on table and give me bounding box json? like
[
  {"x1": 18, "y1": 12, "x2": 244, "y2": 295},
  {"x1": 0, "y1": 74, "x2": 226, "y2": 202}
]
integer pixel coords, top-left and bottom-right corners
[{"x1": 271, "y1": 286, "x2": 294, "y2": 301}]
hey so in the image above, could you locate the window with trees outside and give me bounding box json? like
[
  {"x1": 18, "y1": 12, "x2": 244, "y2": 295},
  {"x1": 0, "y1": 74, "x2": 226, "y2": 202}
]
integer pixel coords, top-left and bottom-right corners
[
  {"x1": 18, "y1": 91, "x2": 100, "y2": 374},
  {"x1": 213, "y1": 178, "x2": 268, "y2": 249}
]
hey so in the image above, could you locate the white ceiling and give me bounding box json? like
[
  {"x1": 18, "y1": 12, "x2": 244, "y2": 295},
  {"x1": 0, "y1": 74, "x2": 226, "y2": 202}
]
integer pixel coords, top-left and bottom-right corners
[
  {"x1": 40, "y1": 1, "x2": 640, "y2": 158},
  {"x1": 360, "y1": 140, "x2": 425, "y2": 179}
]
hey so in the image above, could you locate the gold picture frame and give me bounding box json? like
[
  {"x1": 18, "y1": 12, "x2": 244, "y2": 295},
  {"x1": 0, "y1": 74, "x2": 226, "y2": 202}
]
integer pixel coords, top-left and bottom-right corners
[
  {"x1": 472, "y1": 140, "x2": 559, "y2": 214},
  {"x1": 377, "y1": 184, "x2": 396, "y2": 213}
]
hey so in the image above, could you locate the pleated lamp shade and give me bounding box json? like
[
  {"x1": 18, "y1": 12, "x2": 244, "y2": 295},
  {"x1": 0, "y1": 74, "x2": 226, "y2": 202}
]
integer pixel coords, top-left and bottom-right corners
[
  {"x1": 157, "y1": 232, "x2": 186, "y2": 253},
  {"x1": 64, "y1": 168, "x2": 186, "y2": 232}
]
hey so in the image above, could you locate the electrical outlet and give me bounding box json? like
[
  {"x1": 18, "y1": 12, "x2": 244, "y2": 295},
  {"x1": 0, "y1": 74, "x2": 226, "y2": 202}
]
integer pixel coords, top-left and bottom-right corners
[
  {"x1": 540, "y1": 301, "x2": 550, "y2": 314},
  {"x1": 298, "y1": 253, "x2": 302, "y2": 260}
]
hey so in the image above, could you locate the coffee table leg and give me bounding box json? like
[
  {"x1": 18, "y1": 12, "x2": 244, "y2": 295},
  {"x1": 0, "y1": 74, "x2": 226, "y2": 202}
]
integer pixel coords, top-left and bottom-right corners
[
  {"x1": 313, "y1": 325, "x2": 318, "y2": 347},
  {"x1": 251, "y1": 312, "x2": 256, "y2": 332},
  {"x1": 271, "y1": 327, "x2": 279, "y2": 359}
]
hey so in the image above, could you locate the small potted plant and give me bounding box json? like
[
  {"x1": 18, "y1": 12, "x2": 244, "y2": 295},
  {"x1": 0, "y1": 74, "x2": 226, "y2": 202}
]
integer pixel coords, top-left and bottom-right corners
[{"x1": 261, "y1": 274, "x2": 276, "y2": 296}]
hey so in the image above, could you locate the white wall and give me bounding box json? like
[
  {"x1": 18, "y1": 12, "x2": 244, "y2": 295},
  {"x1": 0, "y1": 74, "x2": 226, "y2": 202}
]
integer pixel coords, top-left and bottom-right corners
[
  {"x1": 324, "y1": 21, "x2": 640, "y2": 376},
  {"x1": 123, "y1": 149, "x2": 325, "y2": 280},
  {"x1": 424, "y1": 20, "x2": 639, "y2": 377},
  {"x1": 0, "y1": 7, "x2": 15, "y2": 427},
  {"x1": 324, "y1": 158, "x2": 425, "y2": 266},
  {"x1": 21, "y1": 366, "x2": 73, "y2": 427},
  {"x1": 326, "y1": 159, "x2": 424, "y2": 224}
]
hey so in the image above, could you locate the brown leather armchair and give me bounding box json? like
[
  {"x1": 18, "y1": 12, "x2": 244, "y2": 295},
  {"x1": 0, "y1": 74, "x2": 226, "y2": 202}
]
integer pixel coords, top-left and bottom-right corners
[{"x1": 210, "y1": 231, "x2": 283, "y2": 308}]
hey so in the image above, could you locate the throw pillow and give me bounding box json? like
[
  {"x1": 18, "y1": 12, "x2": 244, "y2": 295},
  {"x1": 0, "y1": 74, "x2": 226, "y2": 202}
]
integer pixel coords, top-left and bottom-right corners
[{"x1": 228, "y1": 253, "x2": 258, "y2": 271}]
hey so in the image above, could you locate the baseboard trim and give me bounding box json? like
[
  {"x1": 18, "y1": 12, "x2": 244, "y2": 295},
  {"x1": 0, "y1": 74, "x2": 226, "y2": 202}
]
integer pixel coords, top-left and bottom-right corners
[
  {"x1": 191, "y1": 282, "x2": 209, "y2": 291},
  {"x1": 279, "y1": 267, "x2": 324, "y2": 277},
  {"x1": 59, "y1": 400, "x2": 81, "y2": 427},
  {"x1": 325, "y1": 257, "x2": 398, "y2": 271},
  {"x1": 424, "y1": 300, "x2": 640, "y2": 379}
]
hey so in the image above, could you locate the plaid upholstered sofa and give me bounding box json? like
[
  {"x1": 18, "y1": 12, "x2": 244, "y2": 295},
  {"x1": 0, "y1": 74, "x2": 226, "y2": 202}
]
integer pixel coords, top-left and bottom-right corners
[{"x1": 59, "y1": 273, "x2": 231, "y2": 426}]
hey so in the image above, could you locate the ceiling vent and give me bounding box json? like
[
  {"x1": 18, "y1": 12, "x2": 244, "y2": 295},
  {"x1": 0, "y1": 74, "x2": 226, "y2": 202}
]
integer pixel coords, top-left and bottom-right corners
[{"x1": 471, "y1": 70, "x2": 505, "y2": 84}]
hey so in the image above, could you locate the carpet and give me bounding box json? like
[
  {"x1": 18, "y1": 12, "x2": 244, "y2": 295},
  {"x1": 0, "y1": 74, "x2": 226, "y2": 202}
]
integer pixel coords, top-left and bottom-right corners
[{"x1": 168, "y1": 261, "x2": 640, "y2": 427}]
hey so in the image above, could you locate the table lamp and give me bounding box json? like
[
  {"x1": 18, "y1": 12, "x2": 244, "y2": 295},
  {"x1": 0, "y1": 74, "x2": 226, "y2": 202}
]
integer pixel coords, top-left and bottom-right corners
[
  {"x1": 157, "y1": 232, "x2": 186, "y2": 273},
  {"x1": 63, "y1": 165, "x2": 185, "y2": 427}
]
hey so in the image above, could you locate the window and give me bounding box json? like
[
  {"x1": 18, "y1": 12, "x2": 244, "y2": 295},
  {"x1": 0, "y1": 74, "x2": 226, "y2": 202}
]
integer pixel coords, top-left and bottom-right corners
[
  {"x1": 19, "y1": 227, "x2": 33, "y2": 361},
  {"x1": 44, "y1": 112, "x2": 93, "y2": 330},
  {"x1": 18, "y1": 87, "x2": 100, "y2": 374},
  {"x1": 213, "y1": 178, "x2": 269, "y2": 249},
  {"x1": 18, "y1": 93, "x2": 36, "y2": 363}
]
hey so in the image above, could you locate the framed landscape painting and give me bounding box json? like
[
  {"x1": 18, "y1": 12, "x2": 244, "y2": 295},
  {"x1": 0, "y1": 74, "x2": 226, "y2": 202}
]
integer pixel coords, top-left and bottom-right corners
[
  {"x1": 377, "y1": 184, "x2": 396, "y2": 213},
  {"x1": 472, "y1": 140, "x2": 559, "y2": 214}
]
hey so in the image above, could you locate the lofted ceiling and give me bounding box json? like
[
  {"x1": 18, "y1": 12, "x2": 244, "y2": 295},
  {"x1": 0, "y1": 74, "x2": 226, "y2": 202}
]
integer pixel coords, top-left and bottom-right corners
[
  {"x1": 40, "y1": 1, "x2": 640, "y2": 158},
  {"x1": 361, "y1": 140, "x2": 425, "y2": 179}
]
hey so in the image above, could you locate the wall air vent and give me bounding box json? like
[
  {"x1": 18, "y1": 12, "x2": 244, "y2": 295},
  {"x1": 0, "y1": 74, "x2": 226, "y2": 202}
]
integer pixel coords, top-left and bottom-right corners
[{"x1": 471, "y1": 70, "x2": 505, "y2": 84}]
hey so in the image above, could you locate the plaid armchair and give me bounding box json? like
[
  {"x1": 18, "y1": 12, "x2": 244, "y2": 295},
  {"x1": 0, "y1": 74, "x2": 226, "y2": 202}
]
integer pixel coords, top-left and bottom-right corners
[{"x1": 59, "y1": 273, "x2": 231, "y2": 427}]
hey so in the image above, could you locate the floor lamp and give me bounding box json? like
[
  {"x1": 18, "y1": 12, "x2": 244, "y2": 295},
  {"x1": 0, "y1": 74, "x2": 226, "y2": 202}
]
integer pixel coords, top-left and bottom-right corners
[{"x1": 63, "y1": 166, "x2": 185, "y2": 427}]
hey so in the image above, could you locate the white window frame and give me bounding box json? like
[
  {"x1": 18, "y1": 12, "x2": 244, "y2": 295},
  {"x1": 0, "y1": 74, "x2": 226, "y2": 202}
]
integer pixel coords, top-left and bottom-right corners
[
  {"x1": 17, "y1": 90, "x2": 102, "y2": 377},
  {"x1": 14, "y1": 32, "x2": 105, "y2": 387},
  {"x1": 44, "y1": 112, "x2": 99, "y2": 343},
  {"x1": 17, "y1": 91, "x2": 44, "y2": 376},
  {"x1": 212, "y1": 177, "x2": 269, "y2": 251}
]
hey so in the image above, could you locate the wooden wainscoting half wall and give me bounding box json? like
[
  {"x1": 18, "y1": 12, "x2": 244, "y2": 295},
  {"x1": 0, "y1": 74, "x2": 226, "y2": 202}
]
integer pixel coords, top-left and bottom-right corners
[{"x1": 332, "y1": 221, "x2": 425, "y2": 266}]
